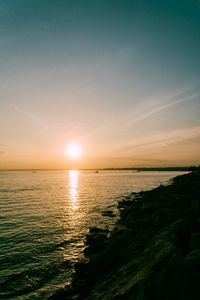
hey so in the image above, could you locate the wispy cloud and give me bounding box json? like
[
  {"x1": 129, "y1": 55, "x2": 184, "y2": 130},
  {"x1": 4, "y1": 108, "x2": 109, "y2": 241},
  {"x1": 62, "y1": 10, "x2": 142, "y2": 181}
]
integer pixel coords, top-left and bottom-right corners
[
  {"x1": 83, "y1": 84, "x2": 200, "y2": 140},
  {"x1": 122, "y1": 85, "x2": 200, "y2": 129},
  {"x1": 13, "y1": 105, "x2": 92, "y2": 133},
  {"x1": 117, "y1": 126, "x2": 200, "y2": 154},
  {"x1": 14, "y1": 105, "x2": 49, "y2": 129}
]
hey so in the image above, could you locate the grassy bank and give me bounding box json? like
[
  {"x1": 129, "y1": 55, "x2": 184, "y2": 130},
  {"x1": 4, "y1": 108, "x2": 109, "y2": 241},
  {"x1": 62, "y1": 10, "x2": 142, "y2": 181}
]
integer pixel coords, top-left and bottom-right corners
[{"x1": 49, "y1": 170, "x2": 200, "y2": 300}]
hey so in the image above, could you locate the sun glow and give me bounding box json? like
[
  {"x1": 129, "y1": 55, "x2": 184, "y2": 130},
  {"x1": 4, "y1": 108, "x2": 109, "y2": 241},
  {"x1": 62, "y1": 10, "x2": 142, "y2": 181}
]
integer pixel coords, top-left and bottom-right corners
[{"x1": 67, "y1": 143, "x2": 82, "y2": 159}]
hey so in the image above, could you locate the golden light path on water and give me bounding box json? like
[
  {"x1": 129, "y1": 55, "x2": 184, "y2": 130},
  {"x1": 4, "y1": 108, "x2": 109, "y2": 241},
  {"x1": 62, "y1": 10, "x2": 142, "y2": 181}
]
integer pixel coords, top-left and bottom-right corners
[
  {"x1": 62, "y1": 170, "x2": 82, "y2": 265},
  {"x1": 69, "y1": 170, "x2": 79, "y2": 210}
]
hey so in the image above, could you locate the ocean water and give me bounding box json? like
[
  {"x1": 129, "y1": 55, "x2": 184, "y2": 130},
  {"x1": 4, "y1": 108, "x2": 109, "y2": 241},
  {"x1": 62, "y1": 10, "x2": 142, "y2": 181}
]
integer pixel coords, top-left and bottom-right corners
[{"x1": 0, "y1": 170, "x2": 186, "y2": 299}]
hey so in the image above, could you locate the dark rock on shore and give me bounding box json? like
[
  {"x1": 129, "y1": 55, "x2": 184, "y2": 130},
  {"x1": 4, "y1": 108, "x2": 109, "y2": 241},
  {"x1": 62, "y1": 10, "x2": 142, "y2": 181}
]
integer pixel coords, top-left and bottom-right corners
[
  {"x1": 102, "y1": 210, "x2": 116, "y2": 217},
  {"x1": 49, "y1": 171, "x2": 200, "y2": 300}
]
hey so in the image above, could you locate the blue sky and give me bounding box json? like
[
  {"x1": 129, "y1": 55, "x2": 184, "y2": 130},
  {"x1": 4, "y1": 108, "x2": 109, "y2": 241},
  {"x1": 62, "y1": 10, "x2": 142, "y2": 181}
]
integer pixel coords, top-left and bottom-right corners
[{"x1": 0, "y1": 0, "x2": 200, "y2": 168}]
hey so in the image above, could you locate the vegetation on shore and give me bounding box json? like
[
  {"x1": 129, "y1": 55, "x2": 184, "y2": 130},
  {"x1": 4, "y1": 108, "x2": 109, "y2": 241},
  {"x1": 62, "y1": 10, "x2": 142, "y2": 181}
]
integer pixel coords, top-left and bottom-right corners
[{"x1": 49, "y1": 169, "x2": 200, "y2": 300}]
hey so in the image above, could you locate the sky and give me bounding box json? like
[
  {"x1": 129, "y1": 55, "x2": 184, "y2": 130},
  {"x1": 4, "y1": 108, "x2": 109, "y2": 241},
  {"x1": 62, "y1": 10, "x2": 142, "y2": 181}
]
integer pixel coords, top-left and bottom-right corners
[{"x1": 0, "y1": 0, "x2": 200, "y2": 169}]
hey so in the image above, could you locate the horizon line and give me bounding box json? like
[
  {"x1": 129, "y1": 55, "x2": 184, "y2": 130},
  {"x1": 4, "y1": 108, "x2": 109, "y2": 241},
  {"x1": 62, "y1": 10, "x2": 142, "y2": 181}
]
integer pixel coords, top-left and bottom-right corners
[{"x1": 0, "y1": 166, "x2": 198, "y2": 172}]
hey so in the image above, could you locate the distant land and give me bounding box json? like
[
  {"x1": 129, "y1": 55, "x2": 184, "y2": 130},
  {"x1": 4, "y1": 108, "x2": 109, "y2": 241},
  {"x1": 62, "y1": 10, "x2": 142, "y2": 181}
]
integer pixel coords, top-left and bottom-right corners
[{"x1": 0, "y1": 166, "x2": 199, "y2": 172}]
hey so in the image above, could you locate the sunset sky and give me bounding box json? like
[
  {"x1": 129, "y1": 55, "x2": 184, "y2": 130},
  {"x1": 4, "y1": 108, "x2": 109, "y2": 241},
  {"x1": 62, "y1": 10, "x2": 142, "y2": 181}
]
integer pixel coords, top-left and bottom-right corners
[{"x1": 0, "y1": 0, "x2": 200, "y2": 169}]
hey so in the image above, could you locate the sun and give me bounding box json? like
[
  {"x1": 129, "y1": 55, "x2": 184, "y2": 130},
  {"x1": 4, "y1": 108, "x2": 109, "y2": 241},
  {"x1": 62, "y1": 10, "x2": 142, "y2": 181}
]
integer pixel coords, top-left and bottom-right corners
[{"x1": 67, "y1": 143, "x2": 82, "y2": 159}]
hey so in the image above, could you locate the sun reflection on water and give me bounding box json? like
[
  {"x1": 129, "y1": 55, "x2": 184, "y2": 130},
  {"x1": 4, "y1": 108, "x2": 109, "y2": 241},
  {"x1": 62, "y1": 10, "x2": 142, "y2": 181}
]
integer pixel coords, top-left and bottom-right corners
[{"x1": 69, "y1": 170, "x2": 79, "y2": 210}]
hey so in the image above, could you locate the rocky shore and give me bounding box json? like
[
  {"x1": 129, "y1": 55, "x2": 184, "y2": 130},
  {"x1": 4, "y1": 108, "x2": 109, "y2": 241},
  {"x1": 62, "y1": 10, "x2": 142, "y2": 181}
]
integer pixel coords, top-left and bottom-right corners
[{"x1": 49, "y1": 170, "x2": 200, "y2": 300}]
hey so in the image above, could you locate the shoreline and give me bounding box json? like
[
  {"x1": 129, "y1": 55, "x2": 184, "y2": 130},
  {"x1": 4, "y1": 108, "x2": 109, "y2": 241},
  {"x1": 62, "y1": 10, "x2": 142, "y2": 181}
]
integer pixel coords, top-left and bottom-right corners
[{"x1": 49, "y1": 170, "x2": 200, "y2": 300}]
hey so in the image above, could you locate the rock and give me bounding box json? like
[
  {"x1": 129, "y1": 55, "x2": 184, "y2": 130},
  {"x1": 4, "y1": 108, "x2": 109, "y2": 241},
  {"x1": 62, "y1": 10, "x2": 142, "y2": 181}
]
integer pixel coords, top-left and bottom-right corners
[
  {"x1": 185, "y1": 250, "x2": 200, "y2": 299},
  {"x1": 74, "y1": 259, "x2": 90, "y2": 276},
  {"x1": 47, "y1": 285, "x2": 73, "y2": 300},
  {"x1": 102, "y1": 210, "x2": 116, "y2": 217},
  {"x1": 84, "y1": 229, "x2": 109, "y2": 256},
  {"x1": 89, "y1": 227, "x2": 109, "y2": 234},
  {"x1": 84, "y1": 241, "x2": 107, "y2": 256},
  {"x1": 189, "y1": 233, "x2": 200, "y2": 251},
  {"x1": 85, "y1": 232, "x2": 108, "y2": 245}
]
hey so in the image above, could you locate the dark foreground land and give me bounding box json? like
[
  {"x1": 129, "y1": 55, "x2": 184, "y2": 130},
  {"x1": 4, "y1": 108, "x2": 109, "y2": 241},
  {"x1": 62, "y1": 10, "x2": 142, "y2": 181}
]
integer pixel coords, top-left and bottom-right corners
[{"x1": 50, "y1": 170, "x2": 200, "y2": 300}]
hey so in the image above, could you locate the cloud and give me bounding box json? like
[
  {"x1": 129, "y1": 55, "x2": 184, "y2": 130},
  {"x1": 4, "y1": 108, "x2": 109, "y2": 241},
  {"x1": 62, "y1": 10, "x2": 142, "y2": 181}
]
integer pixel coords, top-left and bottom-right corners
[
  {"x1": 117, "y1": 126, "x2": 200, "y2": 154},
  {"x1": 13, "y1": 106, "x2": 91, "y2": 133},
  {"x1": 14, "y1": 105, "x2": 49, "y2": 128},
  {"x1": 123, "y1": 85, "x2": 200, "y2": 129},
  {"x1": 0, "y1": 150, "x2": 5, "y2": 155},
  {"x1": 83, "y1": 84, "x2": 200, "y2": 140}
]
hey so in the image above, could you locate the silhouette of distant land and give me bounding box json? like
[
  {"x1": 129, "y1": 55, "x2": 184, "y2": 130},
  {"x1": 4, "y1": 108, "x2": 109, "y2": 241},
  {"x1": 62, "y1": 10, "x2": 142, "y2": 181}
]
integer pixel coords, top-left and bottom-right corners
[{"x1": 0, "y1": 166, "x2": 198, "y2": 171}]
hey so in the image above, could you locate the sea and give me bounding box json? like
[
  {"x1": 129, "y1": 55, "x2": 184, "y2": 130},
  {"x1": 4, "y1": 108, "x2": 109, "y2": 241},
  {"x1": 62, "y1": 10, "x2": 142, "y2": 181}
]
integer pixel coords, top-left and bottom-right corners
[{"x1": 0, "y1": 170, "x2": 186, "y2": 299}]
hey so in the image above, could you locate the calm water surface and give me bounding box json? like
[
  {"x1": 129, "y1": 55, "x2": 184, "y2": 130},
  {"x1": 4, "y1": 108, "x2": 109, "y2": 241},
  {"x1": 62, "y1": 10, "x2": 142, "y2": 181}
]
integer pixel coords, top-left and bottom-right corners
[{"x1": 0, "y1": 170, "x2": 186, "y2": 299}]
